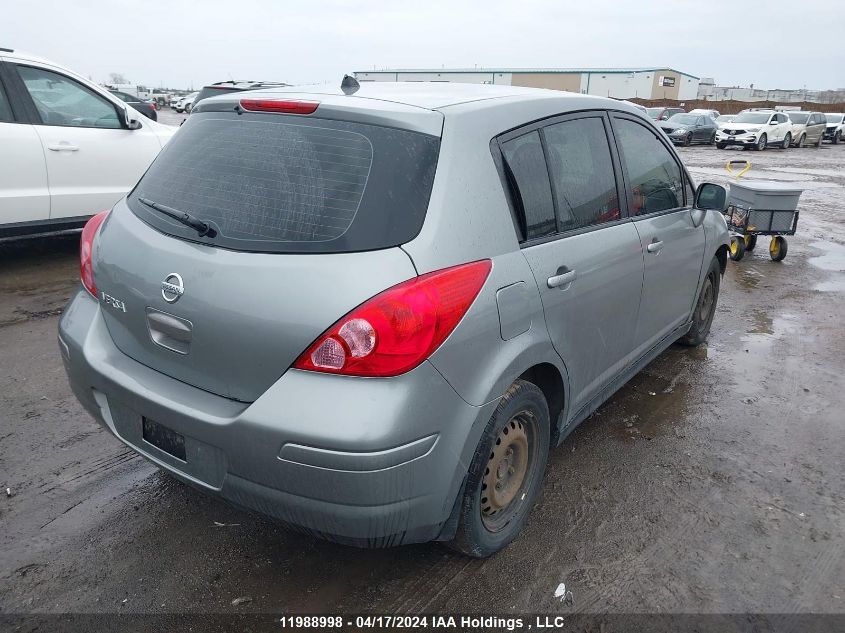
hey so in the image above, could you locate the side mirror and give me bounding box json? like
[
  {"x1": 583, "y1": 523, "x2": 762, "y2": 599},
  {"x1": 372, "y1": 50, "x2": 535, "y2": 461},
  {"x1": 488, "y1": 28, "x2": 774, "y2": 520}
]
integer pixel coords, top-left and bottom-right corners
[
  {"x1": 769, "y1": 120, "x2": 778, "y2": 125},
  {"x1": 123, "y1": 106, "x2": 142, "y2": 130},
  {"x1": 694, "y1": 182, "x2": 728, "y2": 213}
]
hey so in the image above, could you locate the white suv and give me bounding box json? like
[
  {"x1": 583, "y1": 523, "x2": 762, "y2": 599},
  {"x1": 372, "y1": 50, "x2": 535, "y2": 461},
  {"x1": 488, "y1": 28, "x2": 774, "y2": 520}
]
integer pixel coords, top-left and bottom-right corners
[
  {"x1": 715, "y1": 110, "x2": 793, "y2": 151},
  {"x1": 0, "y1": 47, "x2": 176, "y2": 239}
]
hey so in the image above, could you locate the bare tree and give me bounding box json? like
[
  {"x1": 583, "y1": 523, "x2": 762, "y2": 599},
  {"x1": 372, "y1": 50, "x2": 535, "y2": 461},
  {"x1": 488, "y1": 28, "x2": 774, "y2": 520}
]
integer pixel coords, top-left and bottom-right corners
[{"x1": 108, "y1": 72, "x2": 128, "y2": 85}]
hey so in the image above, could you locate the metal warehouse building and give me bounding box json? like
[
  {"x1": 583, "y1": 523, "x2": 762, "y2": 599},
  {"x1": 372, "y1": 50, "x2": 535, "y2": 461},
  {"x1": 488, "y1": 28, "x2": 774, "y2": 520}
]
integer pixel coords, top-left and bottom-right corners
[{"x1": 354, "y1": 67, "x2": 700, "y2": 100}]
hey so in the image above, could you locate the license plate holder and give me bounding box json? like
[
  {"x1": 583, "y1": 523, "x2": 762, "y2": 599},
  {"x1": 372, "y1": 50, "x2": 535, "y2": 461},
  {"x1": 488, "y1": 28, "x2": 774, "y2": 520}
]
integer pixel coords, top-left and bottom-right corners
[{"x1": 142, "y1": 417, "x2": 186, "y2": 462}]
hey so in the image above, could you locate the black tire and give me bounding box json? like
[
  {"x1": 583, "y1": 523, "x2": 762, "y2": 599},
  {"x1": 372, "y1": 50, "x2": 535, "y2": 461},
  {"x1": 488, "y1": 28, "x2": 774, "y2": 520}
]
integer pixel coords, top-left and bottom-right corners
[
  {"x1": 729, "y1": 235, "x2": 746, "y2": 261},
  {"x1": 834, "y1": 131, "x2": 841, "y2": 145},
  {"x1": 781, "y1": 133, "x2": 791, "y2": 149},
  {"x1": 678, "y1": 257, "x2": 721, "y2": 347},
  {"x1": 769, "y1": 236, "x2": 788, "y2": 262},
  {"x1": 709, "y1": 132, "x2": 716, "y2": 145},
  {"x1": 756, "y1": 133, "x2": 767, "y2": 151},
  {"x1": 683, "y1": 133, "x2": 692, "y2": 147},
  {"x1": 744, "y1": 234, "x2": 757, "y2": 251},
  {"x1": 716, "y1": 143, "x2": 727, "y2": 149},
  {"x1": 797, "y1": 133, "x2": 806, "y2": 148},
  {"x1": 448, "y1": 380, "x2": 550, "y2": 558}
]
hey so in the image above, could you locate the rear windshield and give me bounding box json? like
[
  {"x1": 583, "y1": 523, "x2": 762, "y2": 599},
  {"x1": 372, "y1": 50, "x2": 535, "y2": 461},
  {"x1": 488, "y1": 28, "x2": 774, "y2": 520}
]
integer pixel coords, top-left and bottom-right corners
[{"x1": 128, "y1": 112, "x2": 440, "y2": 253}]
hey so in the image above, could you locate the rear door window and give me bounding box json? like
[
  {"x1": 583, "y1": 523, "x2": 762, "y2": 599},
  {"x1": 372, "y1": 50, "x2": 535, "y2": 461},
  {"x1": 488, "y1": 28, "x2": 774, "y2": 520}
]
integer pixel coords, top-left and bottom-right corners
[
  {"x1": 128, "y1": 113, "x2": 440, "y2": 253},
  {"x1": 543, "y1": 117, "x2": 621, "y2": 231},
  {"x1": 613, "y1": 118, "x2": 684, "y2": 215},
  {"x1": 500, "y1": 131, "x2": 556, "y2": 240}
]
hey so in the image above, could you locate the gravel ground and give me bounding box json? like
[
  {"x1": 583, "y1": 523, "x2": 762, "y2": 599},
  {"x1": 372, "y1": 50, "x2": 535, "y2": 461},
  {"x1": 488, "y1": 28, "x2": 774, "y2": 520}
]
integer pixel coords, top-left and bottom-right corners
[{"x1": 1, "y1": 141, "x2": 844, "y2": 630}]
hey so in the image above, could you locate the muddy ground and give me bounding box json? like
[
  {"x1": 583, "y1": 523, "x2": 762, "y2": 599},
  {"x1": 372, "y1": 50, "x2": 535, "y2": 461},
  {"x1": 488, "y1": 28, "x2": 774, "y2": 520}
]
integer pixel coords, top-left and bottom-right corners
[{"x1": 1, "y1": 143, "x2": 844, "y2": 629}]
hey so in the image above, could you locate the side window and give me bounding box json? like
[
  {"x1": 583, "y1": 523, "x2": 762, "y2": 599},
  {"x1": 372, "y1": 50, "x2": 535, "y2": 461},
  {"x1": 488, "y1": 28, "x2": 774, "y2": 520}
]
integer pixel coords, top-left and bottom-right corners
[
  {"x1": 543, "y1": 117, "x2": 620, "y2": 231},
  {"x1": 501, "y1": 131, "x2": 556, "y2": 241},
  {"x1": 0, "y1": 79, "x2": 12, "y2": 122},
  {"x1": 614, "y1": 118, "x2": 684, "y2": 215},
  {"x1": 17, "y1": 66, "x2": 121, "y2": 129}
]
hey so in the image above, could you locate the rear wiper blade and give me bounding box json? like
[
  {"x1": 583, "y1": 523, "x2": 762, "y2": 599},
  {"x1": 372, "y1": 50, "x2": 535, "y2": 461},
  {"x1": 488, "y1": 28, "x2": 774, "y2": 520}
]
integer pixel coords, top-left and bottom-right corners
[{"x1": 138, "y1": 197, "x2": 216, "y2": 238}]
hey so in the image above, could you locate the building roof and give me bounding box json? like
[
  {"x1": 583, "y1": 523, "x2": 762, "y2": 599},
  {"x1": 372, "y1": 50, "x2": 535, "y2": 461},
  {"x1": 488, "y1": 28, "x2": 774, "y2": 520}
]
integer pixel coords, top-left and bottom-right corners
[{"x1": 357, "y1": 67, "x2": 701, "y2": 80}]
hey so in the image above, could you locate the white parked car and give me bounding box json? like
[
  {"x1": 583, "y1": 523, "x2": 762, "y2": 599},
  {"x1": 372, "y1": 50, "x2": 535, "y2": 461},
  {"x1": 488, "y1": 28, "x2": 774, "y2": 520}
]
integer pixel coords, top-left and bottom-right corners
[
  {"x1": 0, "y1": 48, "x2": 176, "y2": 239},
  {"x1": 715, "y1": 110, "x2": 794, "y2": 151},
  {"x1": 823, "y1": 113, "x2": 845, "y2": 144},
  {"x1": 173, "y1": 92, "x2": 198, "y2": 113}
]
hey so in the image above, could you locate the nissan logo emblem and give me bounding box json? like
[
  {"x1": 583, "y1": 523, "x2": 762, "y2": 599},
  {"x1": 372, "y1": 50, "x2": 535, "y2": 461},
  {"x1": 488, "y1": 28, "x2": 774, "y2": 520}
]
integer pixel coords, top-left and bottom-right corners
[{"x1": 161, "y1": 273, "x2": 184, "y2": 303}]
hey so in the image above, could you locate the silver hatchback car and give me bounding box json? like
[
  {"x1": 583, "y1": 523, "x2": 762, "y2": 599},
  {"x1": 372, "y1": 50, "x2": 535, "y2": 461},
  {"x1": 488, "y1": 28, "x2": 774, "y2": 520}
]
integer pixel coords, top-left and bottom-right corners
[{"x1": 60, "y1": 82, "x2": 730, "y2": 557}]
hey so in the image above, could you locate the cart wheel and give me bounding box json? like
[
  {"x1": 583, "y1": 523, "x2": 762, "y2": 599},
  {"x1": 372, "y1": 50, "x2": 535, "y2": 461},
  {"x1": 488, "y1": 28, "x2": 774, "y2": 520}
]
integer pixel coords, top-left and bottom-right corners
[
  {"x1": 769, "y1": 236, "x2": 788, "y2": 262},
  {"x1": 729, "y1": 236, "x2": 746, "y2": 261},
  {"x1": 744, "y1": 234, "x2": 757, "y2": 251}
]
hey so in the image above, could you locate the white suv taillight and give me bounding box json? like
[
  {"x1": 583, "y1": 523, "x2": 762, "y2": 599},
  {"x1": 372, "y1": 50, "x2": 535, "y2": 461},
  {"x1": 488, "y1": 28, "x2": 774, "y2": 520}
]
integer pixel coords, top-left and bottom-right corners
[{"x1": 80, "y1": 211, "x2": 110, "y2": 298}]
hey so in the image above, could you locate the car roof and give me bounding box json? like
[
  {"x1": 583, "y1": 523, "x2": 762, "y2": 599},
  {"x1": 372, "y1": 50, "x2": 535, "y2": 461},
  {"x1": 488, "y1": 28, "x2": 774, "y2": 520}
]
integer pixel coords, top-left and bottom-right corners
[{"x1": 235, "y1": 81, "x2": 586, "y2": 111}]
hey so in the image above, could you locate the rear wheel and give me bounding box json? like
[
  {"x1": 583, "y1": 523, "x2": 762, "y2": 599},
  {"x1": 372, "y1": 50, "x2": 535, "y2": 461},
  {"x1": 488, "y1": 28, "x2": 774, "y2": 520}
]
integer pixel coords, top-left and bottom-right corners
[
  {"x1": 769, "y1": 236, "x2": 788, "y2": 262},
  {"x1": 756, "y1": 134, "x2": 767, "y2": 151},
  {"x1": 744, "y1": 234, "x2": 757, "y2": 251},
  {"x1": 678, "y1": 257, "x2": 721, "y2": 346},
  {"x1": 729, "y1": 235, "x2": 746, "y2": 261},
  {"x1": 449, "y1": 380, "x2": 550, "y2": 558},
  {"x1": 709, "y1": 132, "x2": 716, "y2": 145}
]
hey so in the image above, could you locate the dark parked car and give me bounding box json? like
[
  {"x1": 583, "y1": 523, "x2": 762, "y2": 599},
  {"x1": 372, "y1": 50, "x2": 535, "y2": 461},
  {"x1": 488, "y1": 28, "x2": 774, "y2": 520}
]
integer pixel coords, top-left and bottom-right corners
[
  {"x1": 657, "y1": 113, "x2": 717, "y2": 146},
  {"x1": 109, "y1": 90, "x2": 157, "y2": 121},
  {"x1": 646, "y1": 106, "x2": 684, "y2": 121},
  {"x1": 192, "y1": 80, "x2": 289, "y2": 110}
]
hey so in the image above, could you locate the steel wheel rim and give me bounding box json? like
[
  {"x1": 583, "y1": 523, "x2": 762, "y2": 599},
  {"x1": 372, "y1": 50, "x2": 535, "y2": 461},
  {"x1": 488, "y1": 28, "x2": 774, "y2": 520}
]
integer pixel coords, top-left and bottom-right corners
[
  {"x1": 481, "y1": 412, "x2": 537, "y2": 532},
  {"x1": 770, "y1": 238, "x2": 780, "y2": 257},
  {"x1": 698, "y1": 275, "x2": 714, "y2": 323},
  {"x1": 758, "y1": 135, "x2": 766, "y2": 150}
]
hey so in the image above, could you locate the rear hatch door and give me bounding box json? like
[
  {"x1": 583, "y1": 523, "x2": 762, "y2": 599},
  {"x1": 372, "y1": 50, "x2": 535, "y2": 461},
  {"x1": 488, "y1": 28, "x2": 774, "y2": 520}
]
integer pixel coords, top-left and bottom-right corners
[{"x1": 95, "y1": 105, "x2": 441, "y2": 402}]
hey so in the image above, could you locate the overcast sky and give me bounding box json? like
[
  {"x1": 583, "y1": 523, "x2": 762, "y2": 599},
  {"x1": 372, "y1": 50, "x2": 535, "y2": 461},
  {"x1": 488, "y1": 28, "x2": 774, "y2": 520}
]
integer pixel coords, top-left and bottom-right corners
[{"x1": 7, "y1": 0, "x2": 844, "y2": 91}]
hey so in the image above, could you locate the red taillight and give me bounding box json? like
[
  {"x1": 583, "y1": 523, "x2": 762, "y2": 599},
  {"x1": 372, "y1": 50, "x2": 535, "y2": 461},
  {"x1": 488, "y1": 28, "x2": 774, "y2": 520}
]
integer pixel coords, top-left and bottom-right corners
[
  {"x1": 80, "y1": 211, "x2": 110, "y2": 298},
  {"x1": 293, "y1": 260, "x2": 492, "y2": 377},
  {"x1": 239, "y1": 99, "x2": 319, "y2": 115}
]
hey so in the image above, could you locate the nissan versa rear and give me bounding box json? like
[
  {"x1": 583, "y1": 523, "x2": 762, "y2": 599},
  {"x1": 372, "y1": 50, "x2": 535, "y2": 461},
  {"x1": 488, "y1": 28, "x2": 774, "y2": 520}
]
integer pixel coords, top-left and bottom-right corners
[{"x1": 60, "y1": 83, "x2": 729, "y2": 557}]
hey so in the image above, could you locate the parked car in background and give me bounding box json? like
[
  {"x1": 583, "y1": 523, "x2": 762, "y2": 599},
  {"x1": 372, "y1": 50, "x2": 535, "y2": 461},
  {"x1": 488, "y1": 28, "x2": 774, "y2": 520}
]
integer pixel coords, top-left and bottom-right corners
[
  {"x1": 110, "y1": 90, "x2": 158, "y2": 121},
  {"x1": 785, "y1": 111, "x2": 826, "y2": 147},
  {"x1": 658, "y1": 113, "x2": 717, "y2": 146},
  {"x1": 688, "y1": 108, "x2": 721, "y2": 119},
  {"x1": 646, "y1": 106, "x2": 685, "y2": 121},
  {"x1": 714, "y1": 114, "x2": 735, "y2": 129},
  {"x1": 173, "y1": 92, "x2": 198, "y2": 113},
  {"x1": 824, "y1": 113, "x2": 845, "y2": 144},
  {"x1": 716, "y1": 110, "x2": 793, "y2": 150},
  {"x1": 193, "y1": 80, "x2": 289, "y2": 110},
  {"x1": 59, "y1": 83, "x2": 730, "y2": 557},
  {"x1": 0, "y1": 48, "x2": 176, "y2": 239}
]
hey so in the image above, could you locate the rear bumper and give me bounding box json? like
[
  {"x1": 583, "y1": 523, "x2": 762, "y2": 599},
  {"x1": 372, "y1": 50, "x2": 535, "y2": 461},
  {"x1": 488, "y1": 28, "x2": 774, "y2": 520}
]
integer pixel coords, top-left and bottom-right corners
[{"x1": 59, "y1": 290, "x2": 495, "y2": 547}]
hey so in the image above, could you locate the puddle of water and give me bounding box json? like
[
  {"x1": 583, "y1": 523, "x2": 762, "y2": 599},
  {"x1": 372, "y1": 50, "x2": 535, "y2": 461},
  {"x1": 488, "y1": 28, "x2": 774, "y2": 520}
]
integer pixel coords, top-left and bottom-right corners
[
  {"x1": 808, "y1": 242, "x2": 845, "y2": 291},
  {"x1": 815, "y1": 278, "x2": 845, "y2": 292},
  {"x1": 808, "y1": 241, "x2": 845, "y2": 272},
  {"x1": 748, "y1": 308, "x2": 774, "y2": 334}
]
